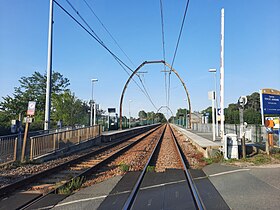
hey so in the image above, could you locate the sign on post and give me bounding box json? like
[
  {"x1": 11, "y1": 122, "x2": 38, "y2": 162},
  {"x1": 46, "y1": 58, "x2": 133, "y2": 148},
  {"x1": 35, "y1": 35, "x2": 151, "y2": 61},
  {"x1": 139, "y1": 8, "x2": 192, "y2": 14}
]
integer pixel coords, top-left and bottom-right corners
[
  {"x1": 208, "y1": 91, "x2": 215, "y2": 100},
  {"x1": 260, "y1": 89, "x2": 280, "y2": 125},
  {"x1": 262, "y1": 93, "x2": 280, "y2": 114},
  {"x1": 27, "y1": 101, "x2": 36, "y2": 116}
]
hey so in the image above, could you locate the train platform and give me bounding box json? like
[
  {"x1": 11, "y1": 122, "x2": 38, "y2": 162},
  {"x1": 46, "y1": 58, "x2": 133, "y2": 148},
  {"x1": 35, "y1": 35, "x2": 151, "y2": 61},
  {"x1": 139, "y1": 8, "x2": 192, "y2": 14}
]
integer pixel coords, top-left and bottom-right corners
[{"x1": 171, "y1": 124, "x2": 223, "y2": 158}]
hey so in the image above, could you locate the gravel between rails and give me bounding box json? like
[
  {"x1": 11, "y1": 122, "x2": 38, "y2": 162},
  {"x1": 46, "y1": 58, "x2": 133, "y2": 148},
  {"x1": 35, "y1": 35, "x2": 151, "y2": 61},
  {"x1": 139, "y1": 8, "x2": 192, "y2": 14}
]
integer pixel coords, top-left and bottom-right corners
[
  {"x1": 171, "y1": 126, "x2": 207, "y2": 169},
  {"x1": 0, "y1": 154, "x2": 83, "y2": 188},
  {"x1": 82, "y1": 124, "x2": 204, "y2": 188},
  {"x1": 155, "y1": 125, "x2": 182, "y2": 172}
]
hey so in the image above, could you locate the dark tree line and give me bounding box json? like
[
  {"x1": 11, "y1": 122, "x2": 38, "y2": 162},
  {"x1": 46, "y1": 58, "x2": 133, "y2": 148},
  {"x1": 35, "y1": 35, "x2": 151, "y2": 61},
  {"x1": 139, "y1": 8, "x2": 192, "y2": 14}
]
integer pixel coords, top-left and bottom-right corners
[
  {"x1": 138, "y1": 110, "x2": 167, "y2": 123},
  {"x1": 0, "y1": 71, "x2": 93, "y2": 134},
  {"x1": 203, "y1": 92, "x2": 261, "y2": 124}
]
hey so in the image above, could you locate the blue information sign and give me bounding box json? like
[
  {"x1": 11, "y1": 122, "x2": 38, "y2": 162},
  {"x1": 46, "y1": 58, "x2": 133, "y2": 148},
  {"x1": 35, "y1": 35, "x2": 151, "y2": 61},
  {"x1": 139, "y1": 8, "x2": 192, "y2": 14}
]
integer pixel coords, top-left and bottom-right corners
[{"x1": 262, "y1": 93, "x2": 280, "y2": 115}]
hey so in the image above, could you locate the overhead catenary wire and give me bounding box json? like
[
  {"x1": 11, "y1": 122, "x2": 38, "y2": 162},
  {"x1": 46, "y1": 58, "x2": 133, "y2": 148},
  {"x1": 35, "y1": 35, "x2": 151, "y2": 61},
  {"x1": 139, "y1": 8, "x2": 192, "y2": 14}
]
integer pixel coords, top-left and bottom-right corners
[
  {"x1": 159, "y1": 0, "x2": 168, "y2": 108},
  {"x1": 54, "y1": 0, "x2": 158, "y2": 110},
  {"x1": 167, "y1": 0, "x2": 191, "y2": 107},
  {"x1": 82, "y1": 0, "x2": 136, "y2": 68},
  {"x1": 56, "y1": 0, "x2": 130, "y2": 71},
  {"x1": 65, "y1": 0, "x2": 103, "y2": 44},
  {"x1": 82, "y1": 0, "x2": 157, "y2": 110}
]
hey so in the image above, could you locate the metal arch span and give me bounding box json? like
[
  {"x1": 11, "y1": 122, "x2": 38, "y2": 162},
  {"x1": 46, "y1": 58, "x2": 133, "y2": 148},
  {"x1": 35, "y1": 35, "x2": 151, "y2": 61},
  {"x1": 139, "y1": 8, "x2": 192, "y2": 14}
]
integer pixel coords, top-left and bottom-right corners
[
  {"x1": 156, "y1": 105, "x2": 175, "y2": 117},
  {"x1": 119, "y1": 60, "x2": 192, "y2": 129}
]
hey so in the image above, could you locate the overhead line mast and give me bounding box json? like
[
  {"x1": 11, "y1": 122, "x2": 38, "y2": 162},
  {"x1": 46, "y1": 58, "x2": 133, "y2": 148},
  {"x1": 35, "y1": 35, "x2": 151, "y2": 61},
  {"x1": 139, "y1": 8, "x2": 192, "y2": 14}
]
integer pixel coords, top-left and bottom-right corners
[
  {"x1": 44, "y1": 0, "x2": 53, "y2": 130},
  {"x1": 220, "y1": 8, "x2": 225, "y2": 139}
]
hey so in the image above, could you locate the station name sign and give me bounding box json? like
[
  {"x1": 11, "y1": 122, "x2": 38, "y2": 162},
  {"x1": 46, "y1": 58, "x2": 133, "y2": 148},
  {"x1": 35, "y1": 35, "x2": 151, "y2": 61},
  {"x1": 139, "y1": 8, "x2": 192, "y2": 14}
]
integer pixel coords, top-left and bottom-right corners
[{"x1": 261, "y1": 89, "x2": 280, "y2": 115}]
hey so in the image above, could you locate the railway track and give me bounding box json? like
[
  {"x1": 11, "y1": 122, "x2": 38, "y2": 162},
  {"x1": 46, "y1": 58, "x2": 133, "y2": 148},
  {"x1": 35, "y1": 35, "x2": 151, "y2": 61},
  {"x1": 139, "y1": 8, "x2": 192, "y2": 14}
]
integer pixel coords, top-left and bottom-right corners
[
  {"x1": 1, "y1": 124, "x2": 229, "y2": 209},
  {"x1": 0, "y1": 125, "x2": 162, "y2": 210},
  {"x1": 122, "y1": 124, "x2": 205, "y2": 209},
  {"x1": 97, "y1": 124, "x2": 205, "y2": 210}
]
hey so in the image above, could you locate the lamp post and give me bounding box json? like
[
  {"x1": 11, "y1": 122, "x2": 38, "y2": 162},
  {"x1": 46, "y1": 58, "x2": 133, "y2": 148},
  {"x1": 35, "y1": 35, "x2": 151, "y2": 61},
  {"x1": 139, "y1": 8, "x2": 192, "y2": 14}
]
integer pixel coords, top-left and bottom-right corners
[
  {"x1": 90, "y1": 78, "x2": 98, "y2": 126},
  {"x1": 129, "y1": 100, "x2": 132, "y2": 128},
  {"x1": 209, "y1": 68, "x2": 219, "y2": 136}
]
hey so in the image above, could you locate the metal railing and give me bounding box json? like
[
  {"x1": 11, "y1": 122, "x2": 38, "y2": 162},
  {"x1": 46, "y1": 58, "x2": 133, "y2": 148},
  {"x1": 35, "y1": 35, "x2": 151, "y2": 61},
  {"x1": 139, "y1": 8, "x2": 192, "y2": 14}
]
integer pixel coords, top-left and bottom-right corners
[
  {"x1": 191, "y1": 123, "x2": 279, "y2": 147},
  {"x1": 0, "y1": 134, "x2": 18, "y2": 166},
  {"x1": 30, "y1": 125, "x2": 101, "y2": 160}
]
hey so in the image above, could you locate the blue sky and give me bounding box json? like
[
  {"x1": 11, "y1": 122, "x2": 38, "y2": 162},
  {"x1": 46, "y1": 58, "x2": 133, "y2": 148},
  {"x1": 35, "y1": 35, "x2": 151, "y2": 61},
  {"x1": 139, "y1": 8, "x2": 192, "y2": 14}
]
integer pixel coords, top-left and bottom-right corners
[{"x1": 0, "y1": 0, "x2": 279, "y2": 118}]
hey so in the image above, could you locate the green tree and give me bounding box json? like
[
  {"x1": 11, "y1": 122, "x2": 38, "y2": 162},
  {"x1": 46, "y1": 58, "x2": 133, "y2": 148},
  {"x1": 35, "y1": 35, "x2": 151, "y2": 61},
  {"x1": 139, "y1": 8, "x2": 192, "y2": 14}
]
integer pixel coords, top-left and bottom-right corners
[
  {"x1": 244, "y1": 108, "x2": 261, "y2": 124},
  {"x1": 155, "y1": 112, "x2": 167, "y2": 123},
  {"x1": 176, "y1": 108, "x2": 188, "y2": 118},
  {"x1": 203, "y1": 92, "x2": 261, "y2": 125},
  {"x1": 0, "y1": 110, "x2": 10, "y2": 135},
  {"x1": 138, "y1": 110, "x2": 147, "y2": 120},
  {"x1": 0, "y1": 71, "x2": 70, "y2": 129},
  {"x1": 146, "y1": 111, "x2": 156, "y2": 123},
  {"x1": 225, "y1": 103, "x2": 239, "y2": 124},
  {"x1": 52, "y1": 91, "x2": 89, "y2": 126}
]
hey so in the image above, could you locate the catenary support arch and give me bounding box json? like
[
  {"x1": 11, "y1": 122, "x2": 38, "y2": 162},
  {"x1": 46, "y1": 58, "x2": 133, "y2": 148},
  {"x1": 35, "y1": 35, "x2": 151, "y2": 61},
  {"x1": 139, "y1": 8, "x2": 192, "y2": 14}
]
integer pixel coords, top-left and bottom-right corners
[
  {"x1": 119, "y1": 60, "x2": 191, "y2": 129},
  {"x1": 156, "y1": 105, "x2": 175, "y2": 117},
  {"x1": 156, "y1": 105, "x2": 175, "y2": 124}
]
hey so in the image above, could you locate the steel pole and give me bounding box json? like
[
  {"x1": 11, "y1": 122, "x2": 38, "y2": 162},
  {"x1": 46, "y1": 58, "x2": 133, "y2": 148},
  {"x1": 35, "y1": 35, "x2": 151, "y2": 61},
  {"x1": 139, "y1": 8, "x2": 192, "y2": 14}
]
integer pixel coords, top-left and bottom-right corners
[
  {"x1": 107, "y1": 114, "x2": 110, "y2": 131},
  {"x1": 90, "y1": 81, "x2": 93, "y2": 126},
  {"x1": 259, "y1": 89, "x2": 264, "y2": 125},
  {"x1": 44, "y1": 0, "x2": 53, "y2": 130},
  {"x1": 129, "y1": 101, "x2": 131, "y2": 128},
  {"x1": 220, "y1": 8, "x2": 225, "y2": 140},
  {"x1": 93, "y1": 102, "x2": 96, "y2": 126},
  {"x1": 212, "y1": 92, "x2": 216, "y2": 141},
  {"x1": 214, "y1": 72, "x2": 219, "y2": 136}
]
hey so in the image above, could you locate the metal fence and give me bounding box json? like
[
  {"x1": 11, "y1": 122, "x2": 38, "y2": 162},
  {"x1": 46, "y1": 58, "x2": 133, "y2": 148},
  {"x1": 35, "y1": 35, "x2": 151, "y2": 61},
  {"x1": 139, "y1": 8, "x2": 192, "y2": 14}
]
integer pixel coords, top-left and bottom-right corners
[
  {"x1": 191, "y1": 123, "x2": 279, "y2": 147},
  {"x1": 0, "y1": 125, "x2": 101, "y2": 165},
  {"x1": 30, "y1": 125, "x2": 101, "y2": 160},
  {"x1": 0, "y1": 134, "x2": 18, "y2": 166}
]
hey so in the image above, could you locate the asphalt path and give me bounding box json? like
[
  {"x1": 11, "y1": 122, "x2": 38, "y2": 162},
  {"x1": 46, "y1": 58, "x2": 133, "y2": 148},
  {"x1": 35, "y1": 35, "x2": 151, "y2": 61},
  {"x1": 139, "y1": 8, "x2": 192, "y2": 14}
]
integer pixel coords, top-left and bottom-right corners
[{"x1": 203, "y1": 163, "x2": 280, "y2": 210}]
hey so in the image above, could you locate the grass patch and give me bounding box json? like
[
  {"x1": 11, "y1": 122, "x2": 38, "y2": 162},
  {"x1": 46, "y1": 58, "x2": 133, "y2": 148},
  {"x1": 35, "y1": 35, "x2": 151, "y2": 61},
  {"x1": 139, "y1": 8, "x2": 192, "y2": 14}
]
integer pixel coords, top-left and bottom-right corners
[
  {"x1": 202, "y1": 158, "x2": 213, "y2": 165},
  {"x1": 248, "y1": 154, "x2": 271, "y2": 165},
  {"x1": 146, "y1": 166, "x2": 155, "y2": 172},
  {"x1": 118, "y1": 162, "x2": 130, "y2": 172},
  {"x1": 272, "y1": 153, "x2": 280, "y2": 160},
  {"x1": 202, "y1": 151, "x2": 223, "y2": 165},
  {"x1": 224, "y1": 154, "x2": 276, "y2": 166},
  {"x1": 58, "y1": 176, "x2": 85, "y2": 195}
]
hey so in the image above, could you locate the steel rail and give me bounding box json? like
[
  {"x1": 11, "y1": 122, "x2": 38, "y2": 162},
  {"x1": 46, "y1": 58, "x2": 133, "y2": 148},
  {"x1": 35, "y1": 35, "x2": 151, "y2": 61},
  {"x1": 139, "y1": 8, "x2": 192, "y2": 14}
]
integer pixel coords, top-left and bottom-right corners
[
  {"x1": 18, "y1": 125, "x2": 163, "y2": 209},
  {"x1": 0, "y1": 125, "x2": 160, "y2": 199},
  {"x1": 122, "y1": 124, "x2": 205, "y2": 210},
  {"x1": 169, "y1": 124, "x2": 205, "y2": 210},
  {"x1": 122, "y1": 124, "x2": 167, "y2": 210}
]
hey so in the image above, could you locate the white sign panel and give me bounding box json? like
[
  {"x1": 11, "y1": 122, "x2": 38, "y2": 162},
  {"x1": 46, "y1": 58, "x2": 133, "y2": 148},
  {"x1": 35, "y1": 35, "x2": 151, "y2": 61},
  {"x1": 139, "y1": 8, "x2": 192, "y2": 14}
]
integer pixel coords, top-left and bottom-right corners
[{"x1": 27, "y1": 101, "x2": 36, "y2": 116}]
